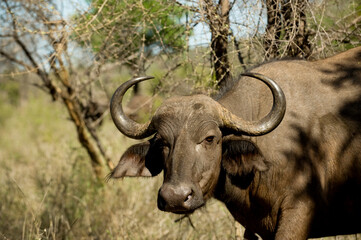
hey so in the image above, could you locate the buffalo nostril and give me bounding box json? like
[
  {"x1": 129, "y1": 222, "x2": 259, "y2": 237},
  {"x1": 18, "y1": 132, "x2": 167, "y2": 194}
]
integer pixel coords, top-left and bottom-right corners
[{"x1": 184, "y1": 189, "x2": 193, "y2": 203}]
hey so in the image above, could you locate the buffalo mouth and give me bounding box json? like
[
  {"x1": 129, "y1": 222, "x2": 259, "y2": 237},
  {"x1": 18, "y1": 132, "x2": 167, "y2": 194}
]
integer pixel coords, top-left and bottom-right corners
[{"x1": 157, "y1": 197, "x2": 205, "y2": 214}]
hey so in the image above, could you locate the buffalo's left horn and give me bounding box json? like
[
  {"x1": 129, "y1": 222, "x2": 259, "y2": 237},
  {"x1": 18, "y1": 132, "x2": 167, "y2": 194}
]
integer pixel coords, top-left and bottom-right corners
[
  {"x1": 110, "y1": 76, "x2": 156, "y2": 139},
  {"x1": 219, "y1": 73, "x2": 286, "y2": 136}
]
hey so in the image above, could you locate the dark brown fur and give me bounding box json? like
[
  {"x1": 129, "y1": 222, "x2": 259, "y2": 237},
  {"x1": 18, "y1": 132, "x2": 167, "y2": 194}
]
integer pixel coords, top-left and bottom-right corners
[{"x1": 111, "y1": 47, "x2": 361, "y2": 239}]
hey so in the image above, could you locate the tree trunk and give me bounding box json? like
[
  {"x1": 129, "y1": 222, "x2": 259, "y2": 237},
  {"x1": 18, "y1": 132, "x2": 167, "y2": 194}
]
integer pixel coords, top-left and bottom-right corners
[
  {"x1": 62, "y1": 96, "x2": 105, "y2": 177},
  {"x1": 0, "y1": 0, "x2": 111, "y2": 179},
  {"x1": 203, "y1": 0, "x2": 233, "y2": 89},
  {"x1": 264, "y1": 0, "x2": 311, "y2": 59},
  {"x1": 264, "y1": 0, "x2": 282, "y2": 59},
  {"x1": 283, "y1": 0, "x2": 311, "y2": 58}
]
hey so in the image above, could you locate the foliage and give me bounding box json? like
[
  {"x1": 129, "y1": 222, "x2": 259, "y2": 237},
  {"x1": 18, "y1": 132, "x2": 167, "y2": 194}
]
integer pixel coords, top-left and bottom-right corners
[
  {"x1": 0, "y1": 0, "x2": 115, "y2": 178},
  {"x1": 308, "y1": 0, "x2": 361, "y2": 55},
  {"x1": 76, "y1": 0, "x2": 188, "y2": 70},
  {"x1": 0, "y1": 0, "x2": 361, "y2": 239}
]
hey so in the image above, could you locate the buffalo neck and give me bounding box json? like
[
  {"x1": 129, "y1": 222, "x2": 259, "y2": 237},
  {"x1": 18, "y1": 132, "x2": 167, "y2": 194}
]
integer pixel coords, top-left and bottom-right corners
[{"x1": 214, "y1": 168, "x2": 280, "y2": 239}]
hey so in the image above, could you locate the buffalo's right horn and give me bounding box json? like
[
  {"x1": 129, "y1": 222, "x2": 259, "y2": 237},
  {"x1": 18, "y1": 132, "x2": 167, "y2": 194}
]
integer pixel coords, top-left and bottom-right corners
[
  {"x1": 110, "y1": 76, "x2": 156, "y2": 139},
  {"x1": 219, "y1": 73, "x2": 286, "y2": 136}
]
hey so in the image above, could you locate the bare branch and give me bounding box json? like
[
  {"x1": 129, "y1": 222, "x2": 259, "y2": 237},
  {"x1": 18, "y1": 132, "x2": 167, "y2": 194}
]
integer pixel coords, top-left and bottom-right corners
[{"x1": 0, "y1": 49, "x2": 33, "y2": 71}]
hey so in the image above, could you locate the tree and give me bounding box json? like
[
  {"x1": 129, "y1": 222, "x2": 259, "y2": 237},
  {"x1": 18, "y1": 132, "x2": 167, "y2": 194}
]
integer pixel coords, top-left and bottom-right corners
[
  {"x1": 1, "y1": 0, "x2": 360, "y2": 180},
  {"x1": 308, "y1": 0, "x2": 361, "y2": 55},
  {"x1": 188, "y1": 0, "x2": 312, "y2": 88},
  {"x1": 200, "y1": 0, "x2": 233, "y2": 89},
  {"x1": 0, "y1": 0, "x2": 112, "y2": 178},
  {"x1": 263, "y1": 0, "x2": 311, "y2": 59},
  {"x1": 76, "y1": 0, "x2": 188, "y2": 89}
]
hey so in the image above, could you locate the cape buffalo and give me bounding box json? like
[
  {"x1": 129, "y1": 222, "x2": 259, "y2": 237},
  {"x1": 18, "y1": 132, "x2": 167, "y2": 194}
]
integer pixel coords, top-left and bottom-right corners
[{"x1": 109, "y1": 47, "x2": 361, "y2": 239}]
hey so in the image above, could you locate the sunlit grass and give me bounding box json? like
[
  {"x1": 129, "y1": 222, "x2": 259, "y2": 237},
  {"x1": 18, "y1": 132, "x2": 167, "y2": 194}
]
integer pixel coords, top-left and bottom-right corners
[
  {"x1": 1, "y1": 82, "x2": 360, "y2": 239},
  {"x1": 0, "y1": 86, "x2": 236, "y2": 239}
]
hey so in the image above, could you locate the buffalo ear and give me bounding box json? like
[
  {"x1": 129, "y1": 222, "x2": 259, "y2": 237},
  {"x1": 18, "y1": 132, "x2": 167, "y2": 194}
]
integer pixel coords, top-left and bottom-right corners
[
  {"x1": 110, "y1": 140, "x2": 163, "y2": 178},
  {"x1": 222, "y1": 138, "x2": 269, "y2": 187}
]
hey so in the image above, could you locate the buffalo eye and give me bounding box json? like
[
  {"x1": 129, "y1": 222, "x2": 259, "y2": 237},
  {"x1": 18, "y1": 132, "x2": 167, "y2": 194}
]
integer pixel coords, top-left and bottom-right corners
[
  {"x1": 155, "y1": 135, "x2": 170, "y2": 149},
  {"x1": 160, "y1": 140, "x2": 170, "y2": 150},
  {"x1": 157, "y1": 139, "x2": 170, "y2": 157},
  {"x1": 204, "y1": 136, "x2": 215, "y2": 144}
]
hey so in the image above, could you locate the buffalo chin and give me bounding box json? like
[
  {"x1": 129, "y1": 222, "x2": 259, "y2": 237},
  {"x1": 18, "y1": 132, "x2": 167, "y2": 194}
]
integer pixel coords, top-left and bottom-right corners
[{"x1": 158, "y1": 203, "x2": 205, "y2": 215}]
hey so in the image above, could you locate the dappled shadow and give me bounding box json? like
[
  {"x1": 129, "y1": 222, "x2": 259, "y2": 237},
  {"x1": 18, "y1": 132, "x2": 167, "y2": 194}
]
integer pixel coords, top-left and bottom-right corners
[
  {"x1": 320, "y1": 51, "x2": 361, "y2": 88},
  {"x1": 281, "y1": 49, "x2": 361, "y2": 237},
  {"x1": 320, "y1": 49, "x2": 361, "y2": 125},
  {"x1": 283, "y1": 116, "x2": 361, "y2": 237},
  {"x1": 339, "y1": 97, "x2": 361, "y2": 126}
]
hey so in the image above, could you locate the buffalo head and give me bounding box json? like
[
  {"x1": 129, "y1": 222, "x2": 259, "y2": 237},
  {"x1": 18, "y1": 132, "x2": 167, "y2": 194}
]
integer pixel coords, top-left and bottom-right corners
[{"x1": 109, "y1": 74, "x2": 286, "y2": 214}]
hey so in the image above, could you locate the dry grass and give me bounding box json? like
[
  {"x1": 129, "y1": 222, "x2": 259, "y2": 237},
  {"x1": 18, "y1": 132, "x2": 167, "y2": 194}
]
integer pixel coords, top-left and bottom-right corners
[
  {"x1": 1, "y1": 79, "x2": 361, "y2": 240},
  {"x1": 0, "y1": 85, "x2": 237, "y2": 239},
  {"x1": 0, "y1": 0, "x2": 360, "y2": 238}
]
